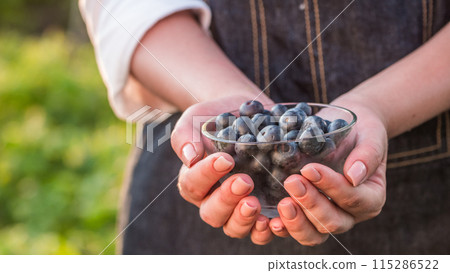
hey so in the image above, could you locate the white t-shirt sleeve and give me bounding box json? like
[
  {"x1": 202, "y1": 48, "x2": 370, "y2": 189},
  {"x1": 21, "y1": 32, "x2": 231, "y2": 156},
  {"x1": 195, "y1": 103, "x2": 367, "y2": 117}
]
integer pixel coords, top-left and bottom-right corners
[{"x1": 79, "y1": 0, "x2": 211, "y2": 119}]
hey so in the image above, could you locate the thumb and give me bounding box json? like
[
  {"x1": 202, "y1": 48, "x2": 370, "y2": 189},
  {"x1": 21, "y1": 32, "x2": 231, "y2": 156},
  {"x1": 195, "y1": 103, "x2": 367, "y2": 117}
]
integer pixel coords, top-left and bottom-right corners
[
  {"x1": 343, "y1": 125, "x2": 387, "y2": 186},
  {"x1": 171, "y1": 105, "x2": 211, "y2": 167},
  {"x1": 171, "y1": 95, "x2": 274, "y2": 167}
]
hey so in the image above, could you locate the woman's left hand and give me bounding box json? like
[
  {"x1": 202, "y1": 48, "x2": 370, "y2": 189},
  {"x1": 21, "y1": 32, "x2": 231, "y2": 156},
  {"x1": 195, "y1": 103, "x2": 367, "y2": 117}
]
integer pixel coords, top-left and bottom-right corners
[
  {"x1": 251, "y1": 22, "x2": 450, "y2": 245},
  {"x1": 250, "y1": 96, "x2": 388, "y2": 246}
]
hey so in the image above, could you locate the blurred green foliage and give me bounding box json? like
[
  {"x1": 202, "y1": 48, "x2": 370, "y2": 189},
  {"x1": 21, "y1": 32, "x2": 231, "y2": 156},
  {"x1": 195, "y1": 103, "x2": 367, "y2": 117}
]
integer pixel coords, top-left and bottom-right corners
[
  {"x1": 0, "y1": 31, "x2": 128, "y2": 254},
  {"x1": 0, "y1": 0, "x2": 70, "y2": 33}
]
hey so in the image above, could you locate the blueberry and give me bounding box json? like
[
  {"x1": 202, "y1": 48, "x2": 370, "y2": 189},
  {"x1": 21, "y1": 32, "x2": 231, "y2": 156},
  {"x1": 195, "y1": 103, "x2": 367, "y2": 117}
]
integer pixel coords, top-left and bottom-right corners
[
  {"x1": 216, "y1": 126, "x2": 238, "y2": 140},
  {"x1": 301, "y1": 115, "x2": 327, "y2": 132},
  {"x1": 239, "y1": 100, "x2": 264, "y2": 117},
  {"x1": 283, "y1": 129, "x2": 301, "y2": 141},
  {"x1": 232, "y1": 154, "x2": 247, "y2": 172},
  {"x1": 327, "y1": 119, "x2": 348, "y2": 133},
  {"x1": 252, "y1": 113, "x2": 274, "y2": 131},
  {"x1": 267, "y1": 168, "x2": 288, "y2": 190},
  {"x1": 288, "y1": 107, "x2": 307, "y2": 116},
  {"x1": 266, "y1": 168, "x2": 289, "y2": 203},
  {"x1": 270, "y1": 104, "x2": 288, "y2": 118},
  {"x1": 215, "y1": 112, "x2": 236, "y2": 131},
  {"x1": 215, "y1": 126, "x2": 238, "y2": 154},
  {"x1": 278, "y1": 109, "x2": 307, "y2": 132},
  {"x1": 232, "y1": 116, "x2": 256, "y2": 136},
  {"x1": 324, "y1": 119, "x2": 331, "y2": 128},
  {"x1": 262, "y1": 109, "x2": 272, "y2": 116},
  {"x1": 298, "y1": 125, "x2": 325, "y2": 156},
  {"x1": 250, "y1": 153, "x2": 272, "y2": 173},
  {"x1": 328, "y1": 119, "x2": 349, "y2": 146},
  {"x1": 314, "y1": 137, "x2": 336, "y2": 158},
  {"x1": 257, "y1": 125, "x2": 283, "y2": 142},
  {"x1": 272, "y1": 142, "x2": 302, "y2": 170},
  {"x1": 235, "y1": 134, "x2": 257, "y2": 158},
  {"x1": 256, "y1": 125, "x2": 284, "y2": 152},
  {"x1": 237, "y1": 133, "x2": 257, "y2": 143},
  {"x1": 295, "y1": 102, "x2": 312, "y2": 116}
]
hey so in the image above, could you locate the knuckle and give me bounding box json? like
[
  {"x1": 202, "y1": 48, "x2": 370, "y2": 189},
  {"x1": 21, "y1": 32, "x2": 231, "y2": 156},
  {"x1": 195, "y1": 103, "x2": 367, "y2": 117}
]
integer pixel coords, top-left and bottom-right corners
[
  {"x1": 182, "y1": 180, "x2": 205, "y2": 201},
  {"x1": 199, "y1": 209, "x2": 222, "y2": 228},
  {"x1": 363, "y1": 195, "x2": 385, "y2": 220},
  {"x1": 369, "y1": 197, "x2": 384, "y2": 217},
  {"x1": 223, "y1": 226, "x2": 247, "y2": 239},
  {"x1": 377, "y1": 192, "x2": 387, "y2": 208},
  {"x1": 300, "y1": 197, "x2": 318, "y2": 211},
  {"x1": 251, "y1": 234, "x2": 271, "y2": 245},
  {"x1": 367, "y1": 207, "x2": 382, "y2": 219},
  {"x1": 177, "y1": 184, "x2": 189, "y2": 201},
  {"x1": 301, "y1": 239, "x2": 321, "y2": 247},
  {"x1": 319, "y1": 221, "x2": 342, "y2": 234},
  {"x1": 177, "y1": 171, "x2": 191, "y2": 201},
  {"x1": 251, "y1": 238, "x2": 266, "y2": 245},
  {"x1": 178, "y1": 166, "x2": 187, "y2": 183},
  {"x1": 222, "y1": 226, "x2": 232, "y2": 237},
  {"x1": 342, "y1": 195, "x2": 363, "y2": 209},
  {"x1": 301, "y1": 235, "x2": 328, "y2": 246}
]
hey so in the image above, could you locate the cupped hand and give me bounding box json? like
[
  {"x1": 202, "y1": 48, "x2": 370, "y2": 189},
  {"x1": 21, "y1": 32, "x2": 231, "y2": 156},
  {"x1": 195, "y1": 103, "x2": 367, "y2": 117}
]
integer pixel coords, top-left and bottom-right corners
[
  {"x1": 171, "y1": 94, "x2": 276, "y2": 240},
  {"x1": 267, "y1": 98, "x2": 388, "y2": 246}
]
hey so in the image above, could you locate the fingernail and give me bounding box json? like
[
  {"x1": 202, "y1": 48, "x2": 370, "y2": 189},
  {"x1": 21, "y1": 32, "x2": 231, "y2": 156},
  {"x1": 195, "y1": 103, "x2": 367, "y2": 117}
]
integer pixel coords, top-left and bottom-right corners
[
  {"x1": 213, "y1": 156, "x2": 233, "y2": 172},
  {"x1": 255, "y1": 216, "x2": 267, "y2": 231},
  {"x1": 347, "y1": 160, "x2": 367, "y2": 186},
  {"x1": 272, "y1": 225, "x2": 283, "y2": 232},
  {"x1": 301, "y1": 166, "x2": 321, "y2": 182},
  {"x1": 279, "y1": 200, "x2": 297, "y2": 220},
  {"x1": 284, "y1": 177, "x2": 306, "y2": 197},
  {"x1": 181, "y1": 143, "x2": 197, "y2": 167},
  {"x1": 231, "y1": 177, "x2": 252, "y2": 195},
  {"x1": 240, "y1": 202, "x2": 257, "y2": 217}
]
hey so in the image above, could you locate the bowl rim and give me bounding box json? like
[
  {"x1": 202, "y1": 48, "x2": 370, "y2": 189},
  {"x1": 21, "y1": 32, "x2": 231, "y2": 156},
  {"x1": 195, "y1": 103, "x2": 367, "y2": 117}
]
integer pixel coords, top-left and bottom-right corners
[{"x1": 201, "y1": 102, "x2": 357, "y2": 144}]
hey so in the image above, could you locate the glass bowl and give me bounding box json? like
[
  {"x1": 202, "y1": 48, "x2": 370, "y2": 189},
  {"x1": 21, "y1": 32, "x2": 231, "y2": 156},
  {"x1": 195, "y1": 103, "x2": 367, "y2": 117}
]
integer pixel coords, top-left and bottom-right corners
[{"x1": 201, "y1": 103, "x2": 357, "y2": 218}]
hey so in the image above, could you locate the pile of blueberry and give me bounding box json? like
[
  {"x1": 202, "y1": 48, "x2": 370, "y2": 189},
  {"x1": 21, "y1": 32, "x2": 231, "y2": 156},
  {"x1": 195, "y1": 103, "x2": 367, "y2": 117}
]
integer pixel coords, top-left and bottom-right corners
[{"x1": 212, "y1": 100, "x2": 349, "y2": 205}]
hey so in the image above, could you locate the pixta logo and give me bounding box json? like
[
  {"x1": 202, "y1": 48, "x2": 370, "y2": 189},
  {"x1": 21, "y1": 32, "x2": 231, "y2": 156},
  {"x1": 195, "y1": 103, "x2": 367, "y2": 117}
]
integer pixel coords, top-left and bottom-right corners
[{"x1": 126, "y1": 106, "x2": 172, "y2": 152}]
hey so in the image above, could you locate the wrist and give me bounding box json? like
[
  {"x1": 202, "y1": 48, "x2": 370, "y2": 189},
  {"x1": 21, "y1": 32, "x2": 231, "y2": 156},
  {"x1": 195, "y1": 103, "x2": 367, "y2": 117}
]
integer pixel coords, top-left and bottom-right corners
[{"x1": 331, "y1": 91, "x2": 390, "y2": 135}]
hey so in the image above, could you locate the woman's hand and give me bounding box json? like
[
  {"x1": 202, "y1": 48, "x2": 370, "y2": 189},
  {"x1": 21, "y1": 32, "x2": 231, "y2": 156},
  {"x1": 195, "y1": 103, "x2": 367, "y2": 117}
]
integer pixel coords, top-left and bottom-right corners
[
  {"x1": 171, "y1": 94, "x2": 276, "y2": 240},
  {"x1": 267, "y1": 96, "x2": 388, "y2": 246},
  {"x1": 264, "y1": 23, "x2": 450, "y2": 245}
]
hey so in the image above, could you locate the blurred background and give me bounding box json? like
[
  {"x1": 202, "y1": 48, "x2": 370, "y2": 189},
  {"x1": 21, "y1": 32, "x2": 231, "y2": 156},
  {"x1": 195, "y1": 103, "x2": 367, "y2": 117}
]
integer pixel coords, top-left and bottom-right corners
[{"x1": 0, "y1": 0, "x2": 128, "y2": 254}]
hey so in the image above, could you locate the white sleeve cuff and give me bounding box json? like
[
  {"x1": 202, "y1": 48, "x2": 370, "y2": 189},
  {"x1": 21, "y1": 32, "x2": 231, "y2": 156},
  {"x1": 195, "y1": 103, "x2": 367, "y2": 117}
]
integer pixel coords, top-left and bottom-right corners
[{"x1": 79, "y1": 0, "x2": 211, "y2": 119}]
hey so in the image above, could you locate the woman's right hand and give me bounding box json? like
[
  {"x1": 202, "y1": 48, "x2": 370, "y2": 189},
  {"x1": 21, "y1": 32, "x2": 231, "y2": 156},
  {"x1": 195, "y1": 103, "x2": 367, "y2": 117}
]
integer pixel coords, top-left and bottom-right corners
[{"x1": 171, "y1": 94, "x2": 275, "y2": 244}]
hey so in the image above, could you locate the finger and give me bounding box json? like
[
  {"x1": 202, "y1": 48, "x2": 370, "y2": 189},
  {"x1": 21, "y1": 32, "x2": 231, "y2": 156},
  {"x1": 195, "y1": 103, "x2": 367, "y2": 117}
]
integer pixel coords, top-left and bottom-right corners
[
  {"x1": 171, "y1": 105, "x2": 212, "y2": 167},
  {"x1": 269, "y1": 217, "x2": 289, "y2": 237},
  {"x1": 223, "y1": 196, "x2": 261, "y2": 239},
  {"x1": 171, "y1": 96, "x2": 273, "y2": 167},
  {"x1": 283, "y1": 175, "x2": 354, "y2": 234},
  {"x1": 277, "y1": 198, "x2": 329, "y2": 246},
  {"x1": 178, "y1": 153, "x2": 234, "y2": 205},
  {"x1": 301, "y1": 163, "x2": 385, "y2": 221},
  {"x1": 199, "y1": 174, "x2": 253, "y2": 228},
  {"x1": 343, "y1": 122, "x2": 387, "y2": 186},
  {"x1": 250, "y1": 215, "x2": 274, "y2": 245}
]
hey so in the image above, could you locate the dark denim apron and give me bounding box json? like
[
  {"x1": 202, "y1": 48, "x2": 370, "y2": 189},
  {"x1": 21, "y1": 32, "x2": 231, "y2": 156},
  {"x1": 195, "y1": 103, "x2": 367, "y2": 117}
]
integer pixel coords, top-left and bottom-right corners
[{"x1": 118, "y1": 0, "x2": 450, "y2": 254}]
